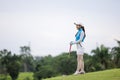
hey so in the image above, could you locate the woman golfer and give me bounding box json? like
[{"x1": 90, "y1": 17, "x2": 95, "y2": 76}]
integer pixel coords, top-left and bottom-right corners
[{"x1": 70, "y1": 23, "x2": 86, "y2": 75}]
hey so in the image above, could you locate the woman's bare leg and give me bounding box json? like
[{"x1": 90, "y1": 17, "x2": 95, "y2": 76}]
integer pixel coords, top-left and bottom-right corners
[
  {"x1": 76, "y1": 54, "x2": 85, "y2": 73},
  {"x1": 74, "y1": 54, "x2": 85, "y2": 75},
  {"x1": 76, "y1": 55, "x2": 81, "y2": 71},
  {"x1": 79, "y1": 55, "x2": 85, "y2": 72}
]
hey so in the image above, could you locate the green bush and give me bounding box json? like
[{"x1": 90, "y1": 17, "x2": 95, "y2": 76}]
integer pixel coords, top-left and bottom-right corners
[
  {"x1": 34, "y1": 65, "x2": 55, "y2": 80},
  {"x1": 53, "y1": 52, "x2": 77, "y2": 75}
]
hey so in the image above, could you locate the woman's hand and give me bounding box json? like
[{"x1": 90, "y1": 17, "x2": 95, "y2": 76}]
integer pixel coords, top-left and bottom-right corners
[{"x1": 70, "y1": 41, "x2": 74, "y2": 45}]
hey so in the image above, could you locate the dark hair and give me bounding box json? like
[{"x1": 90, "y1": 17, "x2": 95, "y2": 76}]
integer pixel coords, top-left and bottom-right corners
[
  {"x1": 75, "y1": 25, "x2": 86, "y2": 39},
  {"x1": 81, "y1": 26, "x2": 86, "y2": 38}
]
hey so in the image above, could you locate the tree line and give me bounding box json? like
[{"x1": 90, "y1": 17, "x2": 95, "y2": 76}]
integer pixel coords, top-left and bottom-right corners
[{"x1": 0, "y1": 40, "x2": 120, "y2": 80}]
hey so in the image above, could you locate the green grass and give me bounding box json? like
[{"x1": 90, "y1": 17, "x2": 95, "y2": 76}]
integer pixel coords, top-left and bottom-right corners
[
  {"x1": 44, "y1": 69, "x2": 120, "y2": 80},
  {"x1": 0, "y1": 72, "x2": 33, "y2": 80},
  {"x1": 17, "y1": 72, "x2": 33, "y2": 80},
  {"x1": 0, "y1": 69, "x2": 120, "y2": 80}
]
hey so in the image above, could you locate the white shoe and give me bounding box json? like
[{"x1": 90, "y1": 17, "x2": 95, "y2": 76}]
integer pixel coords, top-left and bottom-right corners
[
  {"x1": 79, "y1": 71, "x2": 85, "y2": 74},
  {"x1": 74, "y1": 71, "x2": 79, "y2": 75}
]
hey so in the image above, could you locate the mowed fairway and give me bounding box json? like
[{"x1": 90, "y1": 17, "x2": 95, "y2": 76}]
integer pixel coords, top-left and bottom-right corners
[
  {"x1": 0, "y1": 69, "x2": 120, "y2": 80},
  {"x1": 44, "y1": 69, "x2": 120, "y2": 80},
  {"x1": 17, "y1": 72, "x2": 33, "y2": 80},
  {"x1": 0, "y1": 72, "x2": 33, "y2": 80}
]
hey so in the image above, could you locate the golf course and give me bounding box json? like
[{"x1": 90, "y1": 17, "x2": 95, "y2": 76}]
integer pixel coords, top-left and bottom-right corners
[
  {"x1": 1, "y1": 68, "x2": 119, "y2": 80},
  {"x1": 44, "y1": 69, "x2": 120, "y2": 80}
]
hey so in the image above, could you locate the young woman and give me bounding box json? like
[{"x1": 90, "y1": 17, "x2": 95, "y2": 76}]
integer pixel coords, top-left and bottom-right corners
[{"x1": 70, "y1": 23, "x2": 86, "y2": 75}]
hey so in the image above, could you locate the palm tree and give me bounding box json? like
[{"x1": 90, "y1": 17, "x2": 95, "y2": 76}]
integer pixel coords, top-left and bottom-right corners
[
  {"x1": 111, "y1": 40, "x2": 120, "y2": 68},
  {"x1": 20, "y1": 46, "x2": 34, "y2": 72},
  {"x1": 91, "y1": 44, "x2": 111, "y2": 70}
]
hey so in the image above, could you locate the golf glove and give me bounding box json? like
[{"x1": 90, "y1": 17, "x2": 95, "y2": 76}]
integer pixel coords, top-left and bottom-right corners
[{"x1": 70, "y1": 41, "x2": 74, "y2": 45}]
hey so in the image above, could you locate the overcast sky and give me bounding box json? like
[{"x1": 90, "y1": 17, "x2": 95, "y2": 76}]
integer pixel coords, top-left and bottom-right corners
[{"x1": 0, "y1": 0, "x2": 120, "y2": 56}]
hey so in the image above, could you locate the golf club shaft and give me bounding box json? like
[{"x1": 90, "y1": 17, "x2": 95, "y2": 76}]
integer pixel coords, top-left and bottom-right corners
[{"x1": 69, "y1": 45, "x2": 72, "y2": 55}]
